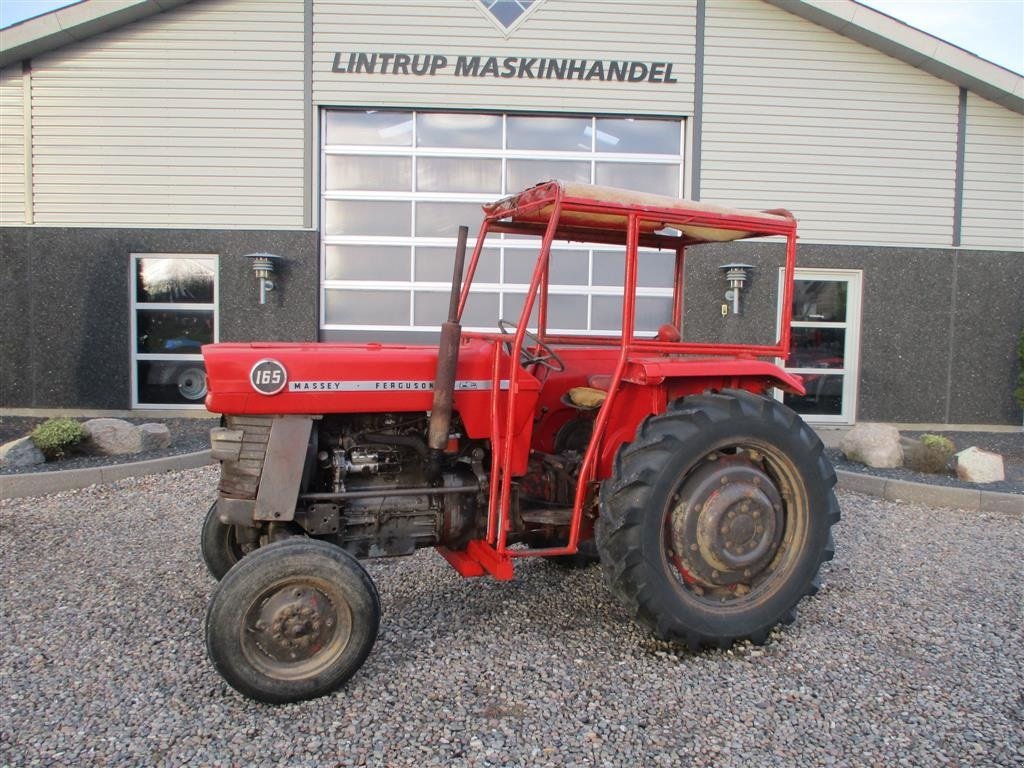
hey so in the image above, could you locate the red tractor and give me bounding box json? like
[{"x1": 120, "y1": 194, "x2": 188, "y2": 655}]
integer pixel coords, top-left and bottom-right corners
[{"x1": 201, "y1": 181, "x2": 839, "y2": 703}]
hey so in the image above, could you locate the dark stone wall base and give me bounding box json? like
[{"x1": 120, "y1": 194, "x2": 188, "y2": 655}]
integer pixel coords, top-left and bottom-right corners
[
  {"x1": 1, "y1": 227, "x2": 318, "y2": 410},
  {"x1": 680, "y1": 242, "x2": 1023, "y2": 425}
]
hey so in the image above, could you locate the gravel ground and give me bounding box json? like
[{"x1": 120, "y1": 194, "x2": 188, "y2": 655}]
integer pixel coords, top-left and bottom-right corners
[
  {"x1": 0, "y1": 417, "x2": 216, "y2": 475},
  {"x1": 1, "y1": 468, "x2": 1022, "y2": 767}
]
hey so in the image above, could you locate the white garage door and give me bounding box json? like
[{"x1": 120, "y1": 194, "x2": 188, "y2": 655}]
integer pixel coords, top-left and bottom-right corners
[{"x1": 320, "y1": 110, "x2": 684, "y2": 341}]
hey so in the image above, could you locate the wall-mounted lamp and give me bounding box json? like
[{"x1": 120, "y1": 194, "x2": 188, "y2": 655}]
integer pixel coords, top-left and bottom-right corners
[
  {"x1": 719, "y1": 263, "x2": 753, "y2": 316},
  {"x1": 245, "y1": 252, "x2": 282, "y2": 305}
]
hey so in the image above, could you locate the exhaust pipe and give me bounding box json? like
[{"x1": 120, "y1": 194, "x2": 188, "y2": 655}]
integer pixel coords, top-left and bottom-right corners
[{"x1": 426, "y1": 225, "x2": 469, "y2": 482}]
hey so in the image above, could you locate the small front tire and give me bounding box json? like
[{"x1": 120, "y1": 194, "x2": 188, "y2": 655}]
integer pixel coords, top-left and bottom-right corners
[
  {"x1": 206, "y1": 538, "x2": 380, "y2": 704},
  {"x1": 200, "y1": 501, "x2": 247, "y2": 580}
]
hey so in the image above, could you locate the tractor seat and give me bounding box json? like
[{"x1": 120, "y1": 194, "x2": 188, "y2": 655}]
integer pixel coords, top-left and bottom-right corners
[
  {"x1": 564, "y1": 386, "x2": 606, "y2": 409},
  {"x1": 565, "y1": 324, "x2": 680, "y2": 409}
]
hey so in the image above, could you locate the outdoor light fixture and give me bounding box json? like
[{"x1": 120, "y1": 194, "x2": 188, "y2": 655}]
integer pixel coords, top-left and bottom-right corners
[
  {"x1": 719, "y1": 263, "x2": 753, "y2": 316},
  {"x1": 245, "y1": 252, "x2": 282, "y2": 305}
]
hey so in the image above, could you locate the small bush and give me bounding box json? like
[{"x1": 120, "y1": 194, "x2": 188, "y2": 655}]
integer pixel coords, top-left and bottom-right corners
[
  {"x1": 30, "y1": 418, "x2": 85, "y2": 460},
  {"x1": 904, "y1": 433, "x2": 955, "y2": 474}
]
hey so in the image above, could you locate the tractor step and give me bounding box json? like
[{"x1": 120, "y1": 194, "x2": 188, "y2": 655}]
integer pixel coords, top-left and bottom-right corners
[
  {"x1": 436, "y1": 540, "x2": 514, "y2": 581},
  {"x1": 520, "y1": 506, "x2": 573, "y2": 525}
]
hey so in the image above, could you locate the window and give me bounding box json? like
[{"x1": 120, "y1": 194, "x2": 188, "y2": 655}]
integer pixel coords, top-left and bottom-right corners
[
  {"x1": 131, "y1": 254, "x2": 218, "y2": 408},
  {"x1": 777, "y1": 269, "x2": 862, "y2": 424},
  {"x1": 321, "y1": 110, "x2": 684, "y2": 337}
]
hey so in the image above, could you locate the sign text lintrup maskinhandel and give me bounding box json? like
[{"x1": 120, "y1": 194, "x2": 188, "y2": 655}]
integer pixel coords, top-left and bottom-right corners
[{"x1": 332, "y1": 52, "x2": 679, "y2": 84}]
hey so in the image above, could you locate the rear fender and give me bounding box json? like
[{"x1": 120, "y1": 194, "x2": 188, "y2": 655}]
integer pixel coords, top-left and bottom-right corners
[{"x1": 596, "y1": 360, "x2": 803, "y2": 479}]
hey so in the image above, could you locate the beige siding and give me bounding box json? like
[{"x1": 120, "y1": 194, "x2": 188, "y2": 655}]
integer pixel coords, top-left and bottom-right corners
[
  {"x1": 701, "y1": 1, "x2": 959, "y2": 246},
  {"x1": 312, "y1": 0, "x2": 695, "y2": 115},
  {"x1": 30, "y1": 0, "x2": 305, "y2": 228},
  {"x1": 0, "y1": 66, "x2": 25, "y2": 224},
  {"x1": 961, "y1": 93, "x2": 1024, "y2": 250}
]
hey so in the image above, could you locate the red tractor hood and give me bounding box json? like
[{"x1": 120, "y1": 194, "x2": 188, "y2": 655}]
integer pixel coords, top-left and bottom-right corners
[{"x1": 202, "y1": 337, "x2": 532, "y2": 420}]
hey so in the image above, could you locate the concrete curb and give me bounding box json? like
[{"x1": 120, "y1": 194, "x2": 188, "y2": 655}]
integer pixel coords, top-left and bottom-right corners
[
  {"x1": 836, "y1": 469, "x2": 1022, "y2": 514},
  {"x1": 0, "y1": 450, "x2": 213, "y2": 500},
  {"x1": 2, "y1": 451, "x2": 1020, "y2": 513}
]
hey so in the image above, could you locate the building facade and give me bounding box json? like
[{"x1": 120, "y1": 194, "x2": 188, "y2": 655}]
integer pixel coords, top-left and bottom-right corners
[{"x1": 1, "y1": 0, "x2": 1022, "y2": 424}]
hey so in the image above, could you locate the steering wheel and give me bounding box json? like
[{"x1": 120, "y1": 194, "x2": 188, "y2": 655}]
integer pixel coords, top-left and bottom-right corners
[{"x1": 498, "y1": 319, "x2": 565, "y2": 372}]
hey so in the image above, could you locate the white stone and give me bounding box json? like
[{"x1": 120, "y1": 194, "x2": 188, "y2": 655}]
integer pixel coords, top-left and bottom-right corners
[
  {"x1": 81, "y1": 418, "x2": 141, "y2": 455},
  {"x1": 840, "y1": 423, "x2": 903, "y2": 469},
  {"x1": 954, "y1": 446, "x2": 1005, "y2": 483},
  {"x1": 138, "y1": 423, "x2": 172, "y2": 451},
  {"x1": 0, "y1": 436, "x2": 46, "y2": 468}
]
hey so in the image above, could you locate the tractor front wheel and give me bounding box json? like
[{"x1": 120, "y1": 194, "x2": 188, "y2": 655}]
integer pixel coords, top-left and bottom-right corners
[
  {"x1": 200, "y1": 501, "x2": 249, "y2": 580},
  {"x1": 206, "y1": 538, "x2": 380, "y2": 703},
  {"x1": 596, "y1": 390, "x2": 839, "y2": 650}
]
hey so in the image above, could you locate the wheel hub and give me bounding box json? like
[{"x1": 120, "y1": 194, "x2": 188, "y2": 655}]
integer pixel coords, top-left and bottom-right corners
[
  {"x1": 249, "y1": 586, "x2": 337, "y2": 664},
  {"x1": 669, "y1": 454, "x2": 784, "y2": 587}
]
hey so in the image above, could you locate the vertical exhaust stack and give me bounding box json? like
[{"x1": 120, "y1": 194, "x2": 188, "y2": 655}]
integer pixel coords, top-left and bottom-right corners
[{"x1": 426, "y1": 225, "x2": 469, "y2": 482}]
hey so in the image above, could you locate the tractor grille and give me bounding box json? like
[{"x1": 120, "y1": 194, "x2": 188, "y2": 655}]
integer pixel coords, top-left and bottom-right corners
[{"x1": 217, "y1": 415, "x2": 273, "y2": 499}]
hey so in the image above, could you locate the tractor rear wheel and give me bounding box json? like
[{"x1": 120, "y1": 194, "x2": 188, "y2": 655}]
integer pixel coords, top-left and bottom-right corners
[
  {"x1": 206, "y1": 538, "x2": 380, "y2": 704},
  {"x1": 595, "y1": 390, "x2": 839, "y2": 650}
]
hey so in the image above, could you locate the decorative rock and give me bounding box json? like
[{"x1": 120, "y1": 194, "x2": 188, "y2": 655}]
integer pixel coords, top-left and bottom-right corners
[
  {"x1": 81, "y1": 418, "x2": 142, "y2": 455},
  {"x1": 0, "y1": 435, "x2": 46, "y2": 468},
  {"x1": 138, "y1": 423, "x2": 172, "y2": 451},
  {"x1": 840, "y1": 423, "x2": 903, "y2": 468},
  {"x1": 954, "y1": 446, "x2": 1005, "y2": 483}
]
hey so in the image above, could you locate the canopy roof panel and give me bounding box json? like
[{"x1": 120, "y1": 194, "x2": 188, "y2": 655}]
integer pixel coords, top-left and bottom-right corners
[{"x1": 483, "y1": 180, "x2": 797, "y2": 248}]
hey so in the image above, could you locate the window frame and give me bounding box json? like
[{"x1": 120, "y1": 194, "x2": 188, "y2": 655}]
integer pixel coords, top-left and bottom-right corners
[
  {"x1": 775, "y1": 267, "x2": 863, "y2": 425},
  {"x1": 130, "y1": 253, "x2": 219, "y2": 410}
]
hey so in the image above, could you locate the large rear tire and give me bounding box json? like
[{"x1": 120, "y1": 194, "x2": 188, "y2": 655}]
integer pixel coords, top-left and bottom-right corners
[
  {"x1": 596, "y1": 389, "x2": 839, "y2": 650},
  {"x1": 206, "y1": 538, "x2": 380, "y2": 703}
]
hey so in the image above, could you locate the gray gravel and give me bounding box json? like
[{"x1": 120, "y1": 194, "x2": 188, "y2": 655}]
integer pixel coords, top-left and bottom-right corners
[{"x1": 1, "y1": 468, "x2": 1022, "y2": 767}]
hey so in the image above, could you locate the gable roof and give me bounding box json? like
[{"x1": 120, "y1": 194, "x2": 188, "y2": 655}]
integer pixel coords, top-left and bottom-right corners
[{"x1": 1, "y1": 0, "x2": 1021, "y2": 114}]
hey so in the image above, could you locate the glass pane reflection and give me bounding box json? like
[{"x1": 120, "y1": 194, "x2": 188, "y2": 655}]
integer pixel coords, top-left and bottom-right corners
[
  {"x1": 137, "y1": 309, "x2": 212, "y2": 354},
  {"x1": 417, "y1": 157, "x2": 501, "y2": 193},
  {"x1": 595, "y1": 162, "x2": 678, "y2": 196},
  {"x1": 137, "y1": 360, "x2": 209, "y2": 404},
  {"x1": 324, "y1": 289, "x2": 409, "y2": 325},
  {"x1": 325, "y1": 155, "x2": 411, "y2": 191},
  {"x1": 791, "y1": 280, "x2": 848, "y2": 322},
  {"x1": 784, "y1": 376, "x2": 843, "y2": 416},
  {"x1": 789, "y1": 328, "x2": 846, "y2": 369},
  {"x1": 507, "y1": 115, "x2": 591, "y2": 151},
  {"x1": 417, "y1": 113, "x2": 501, "y2": 148},
  {"x1": 325, "y1": 201, "x2": 411, "y2": 236},
  {"x1": 506, "y1": 159, "x2": 590, "y2": 191},
  {"x1": 136, "y1": 258, "x2": 214, "y2": 303},
  {"x1": 595, "y1": 118, "x2": 680, "y2": 154},
  {"x1": 325, "y1": 245, "x2": 410, "y2": 281},
  {"x1": 325, "y1": 110, "x2": 413, "y2": 146}
]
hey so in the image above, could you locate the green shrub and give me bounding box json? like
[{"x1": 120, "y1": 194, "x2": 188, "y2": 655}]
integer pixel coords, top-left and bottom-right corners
[
  {"x1": 904, "y1": 433, "x2": 955, "y2": 474},
  {"x1": 30, "y1": 418, "x2": 85, "y2": 460},
  {"x1": 920, "y1": 434, "x2": 954, "y2": 454}
]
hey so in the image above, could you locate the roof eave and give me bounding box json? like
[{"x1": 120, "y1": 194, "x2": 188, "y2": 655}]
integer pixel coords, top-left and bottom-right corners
[
  {"x1": 766, "y1": 0, "x2": 1024, "y2": 114},
  {"x1": 0, "y1": 0, "x2": 192, "y2": 69}
]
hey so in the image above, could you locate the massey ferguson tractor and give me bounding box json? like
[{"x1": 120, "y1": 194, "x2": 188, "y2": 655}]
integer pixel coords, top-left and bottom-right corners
[{"x1": 200, "y1": 180, "x2": 839, "y2": 703}]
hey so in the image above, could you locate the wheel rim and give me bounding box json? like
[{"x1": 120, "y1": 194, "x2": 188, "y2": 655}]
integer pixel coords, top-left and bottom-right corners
[
  {"x1": 177, "y1": 367, "x2": 208, "y2": 400},
  {"x1": 664, "y1": 444, "x2": 807, "y2": 605},
  {"x1": 241, "y1": 577, "x2": 353, "y2": 681}
]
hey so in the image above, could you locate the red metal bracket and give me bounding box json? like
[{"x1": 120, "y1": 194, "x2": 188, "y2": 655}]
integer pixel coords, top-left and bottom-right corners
[
  {"x1": 466, "y1": 539, "x2": 515, "y2": 580},
  {"x1": 436, "y1": 546, "x2": 486, "y2": 577}
]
